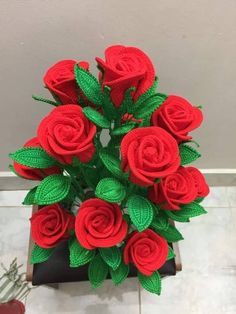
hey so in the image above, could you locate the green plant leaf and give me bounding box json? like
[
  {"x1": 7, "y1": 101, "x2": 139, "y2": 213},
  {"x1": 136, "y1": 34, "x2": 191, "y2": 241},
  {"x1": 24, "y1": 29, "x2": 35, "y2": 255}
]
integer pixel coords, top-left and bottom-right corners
[
  {"x1": 175, "y1": 202, "x2": 207, "y2": 219},
  {"x1": 34, "y1": 174, "x2": 71, "y2": 205},
  {"x1": 69, "y1": 236, "x2": 95, "y2": 267},
  {"x1": 179, "y1": 143, "x2": 201, "y2": 165},
  {"x1": 135, "y1": 77, "x2": 159, "y2": 108},
  {"x1": 32, "y1": 95, "x2": 59, "y2": 106},
  {"x1": 102, "y1": 86, "x2": 116, "y2": 119},
  {"x1": 111, "y1": 122, "x2": 136, "y2": 136},
  {"x1": 30, "y1": 244, "x2": 54, "y2": 264},
  {"x1": 138, "y1": 271, "x2": 161, "y2": 295},
  {"x1": 151, "y1": 213, "x2": 169, "y2": 231},
  {"x1": 88, "y1": 254, "x2": 109, "y2": 288},
  {"x1": 95, "y1": 178, "x2": 126, "y2": 203},
  {"x1": 127, "y1": 195, "x2": 154, "y2": 232},
  {"x1": 133, "y1": 94, "x2": 165, "y2": 120},
  {"x1": 153, "y1": 224, "x2": 184, "y2": 242},
  {"x1": 83, "y1": 107, "x2": 110, "y2": 128},
  {"x1": 99, "y1": 246, "x2": 121, "y2": 270},
  {"x1": 110, "y1": 262, "x2": 129, "y2": 285},
  {"x1": 9, "y1": 147, "x2": 57, "y2": 168},
  {"x1": 22, "y1": 186, "x2": 37, "y2": 205},
  {"x1": 119, "y1": 87, "x2": 136, "y2": 115},
  {"x1": 195, "y1": 197, "x2": 204, "y2": 203},
  {"x1": 164, "y1": 210, "x2": 190, "y2": 223},
  {"x1": 167, "y1": 246, "x2": 175, "y2": 260},
  {"x1": 74, "y1": 65, "x2": 103, "y2": 106},
  {"x1": 99, "y1": 150, "x2": 128, "y2": 180}
]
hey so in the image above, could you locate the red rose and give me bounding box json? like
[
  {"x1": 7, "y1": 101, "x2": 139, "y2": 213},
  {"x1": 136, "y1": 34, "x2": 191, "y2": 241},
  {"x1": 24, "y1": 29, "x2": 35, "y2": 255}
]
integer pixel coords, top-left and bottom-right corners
[
  {"x1": 96, "y1": 45, "x2": 155, "y2": 107},
  {"x1": 30, "y1": 204, "x2": 75, "y2": 248},
  {"x1": 44, "y1": 60, "x2": 89, "y2": 104},
  {"x1": 75, "y1": 198, "x2": 128, "y2": 250},
  {"x1": 13, "y1": 137, "x2": 60, "y2": 180},
  {"x1": 123, "y1": 229, "x2": 168, "y2": 276},
  {"x1": 186, "y1": 167, "x2": 209, "y2": 198},
  {"x1": 121, "y1": 127, "x2": 180, "y2": 186},
  {"x1": 37, "y1": 104, "x2": 96, "y2": 164},
  {"x1": 148, "y1": 167, "x2": 197, "y2": 210},
  {"x1": 151, "y1": 95, "x2": 203, "y2": 142}
]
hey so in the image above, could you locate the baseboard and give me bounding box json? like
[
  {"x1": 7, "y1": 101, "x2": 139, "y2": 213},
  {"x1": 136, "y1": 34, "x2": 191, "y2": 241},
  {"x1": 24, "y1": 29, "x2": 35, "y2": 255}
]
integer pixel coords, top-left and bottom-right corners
[{"x1": 0, "y1": 169, "x2": 236, "y2": 190}]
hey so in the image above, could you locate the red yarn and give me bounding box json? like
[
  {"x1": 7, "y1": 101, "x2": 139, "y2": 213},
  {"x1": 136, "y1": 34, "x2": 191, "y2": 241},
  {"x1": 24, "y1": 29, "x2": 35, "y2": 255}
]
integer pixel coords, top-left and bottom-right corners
[
  {"x1": 151, "y1": 95, "x2": 203, "y2": 143},
  {"x1": 120, "y1": 127, "x2": 180, "y2": 186},
  {"x1": 44, "y1": 60, "x2": 89, "y2": 104},
  {"x1": 96, "y1": 45, "x2": 155, "y2": 107},
  {"x1": 13, "y1": 137, "x2": 60, "y2": 180},
  {"x1": 30, "y1": 204, "x2": 75, "y2": 248},
  {"x1": 186, "y1": 166, "x2": 209, "y2": 198},
  {"x1": 123, "y1": 229, "x2": 168, "y2": 276},
  {"x1": 148, "y1": 166, "x2": 198, "y2": 210},
  {"x1": 75, "y1": 198, "x2": 128, "y2": 250},
  {"x1": 37, "y1": 104, "x2": 96, "y2": 164}
]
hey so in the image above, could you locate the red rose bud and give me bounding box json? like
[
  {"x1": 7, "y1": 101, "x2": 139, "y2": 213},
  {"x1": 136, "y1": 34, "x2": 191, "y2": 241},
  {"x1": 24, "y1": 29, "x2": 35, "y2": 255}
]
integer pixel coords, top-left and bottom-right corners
[
  {"x1": 13, "y1": 137, "x2": 60, "y2": 180},
  {"x1": 151, "y1": 95, "x2": 203, "y2": 143},
  {"x1": 148, "y1": 167, "x2": 198, "y2": 210},
  {"x1": 44, "y1": 60, "x2": 89, "y2": 104},
  {"x1": 37, "y1": 104, "x2": 96, "y2": 164},
  {"x1": 96, "y1": 45, "x2": 155, "y2": 107},
  {"x1": 186, "y1": 166, "x2": 210, "y2": 198},
  {"x1": 121, "y1": 127, "x2": 180, "y2": 186},
  {"x1": 30, "y1": 204, "x2": 75, "y2": 248},
  {"x1": 75, "y1": 198, "x2": 128, "y2": 250},
  {"x1": 124, "y1": 229, "x2": 168, "y2": 276}
]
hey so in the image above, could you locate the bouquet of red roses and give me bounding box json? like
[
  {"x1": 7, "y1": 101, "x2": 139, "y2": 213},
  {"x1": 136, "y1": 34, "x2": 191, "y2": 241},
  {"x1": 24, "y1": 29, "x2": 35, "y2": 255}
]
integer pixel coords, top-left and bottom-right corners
[{"x1": 9, "y1": 45, "x2": 209, "y2": 295}]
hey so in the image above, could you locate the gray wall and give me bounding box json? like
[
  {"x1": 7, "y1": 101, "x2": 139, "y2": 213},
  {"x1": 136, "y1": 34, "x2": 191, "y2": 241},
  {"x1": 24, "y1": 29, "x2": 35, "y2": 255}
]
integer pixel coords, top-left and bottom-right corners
[{"x1": 0, "y1": 0, "x2": 236, "y2": 171}]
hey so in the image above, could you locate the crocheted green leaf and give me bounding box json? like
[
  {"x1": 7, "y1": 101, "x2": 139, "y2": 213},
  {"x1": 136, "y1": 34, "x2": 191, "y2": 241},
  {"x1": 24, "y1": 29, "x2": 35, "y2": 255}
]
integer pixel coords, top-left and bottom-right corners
[
  {"x1": 95, "y1": 178, "x2": 126, "y2": 203},
  {"x1": 177, "y1": 202, "x2": 207, "y2": 219},
  {"x1": 134, "y1": 93, "x2": 166, "y2": 120},
  {"x1": 154, "y1": 224, "x2": 184, "y2": 242},
  {"x1": 32, "y1": 94, "x2": 59, "y2": 106},
  {"x1": 99, "y1": 150, "x2": 128, "y2": 180},
  {"x1": 135, "y1": 77, "x2": 159, "y2": 108},
  {"x1": 9, "y1": 147, "x2": 57, "y2": 168},
  {"x1": 22, "y1": 186, "x2": 37, "y2": 205},
  {"x1": 102, "y1": 86, "x2": 116, "y2": 119},
  {"x1": 138, "y1": 271, "x2": 161, "y2": 295},
  {"x1": 195, "y1": 197, "x2": 204, "y2": 203},
  {"x1": 110, "y1": 262, "x2": 129, "y2": 285},
  {"x1": 30, "y1": 244, "x2": 54, "y2": 264},
  {"x1": 179, "y1": 144, "x2": 201, "y2": 165},
  {"x1": 99, "y1": 246, "x2": 121, "y2": 270},
  {"x1": 88, "y1": 254, "x2": 109, "y2": 288},
  {"x1": 111, "y1": 122, "x2": 136, "y2": 136},
  {"x1": 83, "y1": 107, "x2": 110, "y2": 128},
  {"x1": 167, "y1": 246, "x2": 175, "y2": 261},
  {"x1": 119, "y1": 87, "x2": 135, "y2": 115},
  {"x1": 164, "y1": 210, "x2": 190, "y2": 223},
  {"x1": 69, "y1": 237, "x2": 95, "y2": 267},
  {"x1": 151, "y1": 213, "x2": 169, "y2": 231},
  {"x1": 34, "y1": 174, "x2": 71, "y2": 205},
  {"x1": 74, "y1": 65, "x2": 103, "y2": 106},
  {"x1": 127, "y1": 195, "x2": 154, "y2": 232}
]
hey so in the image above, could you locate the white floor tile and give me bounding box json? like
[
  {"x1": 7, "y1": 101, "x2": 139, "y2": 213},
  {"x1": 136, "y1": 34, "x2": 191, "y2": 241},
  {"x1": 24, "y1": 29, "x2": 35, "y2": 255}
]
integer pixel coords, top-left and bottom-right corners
[
  {"x1": 0, "y1": 190, "x2": 28, "y2": 207},
  {"x1": 226, "y1": 187, "x2": 236, "y2": 207},
  {"x1": 201, "y1": 187, "x2": 229, "y2": 207}
]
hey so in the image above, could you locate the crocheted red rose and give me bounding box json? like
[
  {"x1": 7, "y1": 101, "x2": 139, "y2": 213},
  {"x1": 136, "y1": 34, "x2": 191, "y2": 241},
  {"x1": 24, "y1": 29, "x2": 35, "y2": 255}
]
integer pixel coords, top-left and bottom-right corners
[
  {"x1": 44, "y1": 60, "x2": 89, "y2": 104},
  {"x1": 75, "y1": 198, "x2": 128, "y2": 250},
  {"x1": 186, "y1": 166, "x2": 209, "y2": 198},
  {"x1": 30, "y1": 204, "x2": 75, "y2": 248},
  {"x1": 121, "y1": 127, "x2": 180, "y2": 186},
  {"x1": 96, "y1": 45, "x2": 155, "y2": 107},
  {"x1": 13, "y1": 137, "x2": 60, "y2": 180},
  {"x1": 151, "y1": 95, "x2": 203, "y2": 142},
  {"x1": 148, "y1": 167, "x2": 197, "y2": 210},
  {"x1": 123, "y1": 229, "x2": 168, "y2": 276},
  {"x1": 37, "y1": 104, "x2": 96, "y2": 164}
]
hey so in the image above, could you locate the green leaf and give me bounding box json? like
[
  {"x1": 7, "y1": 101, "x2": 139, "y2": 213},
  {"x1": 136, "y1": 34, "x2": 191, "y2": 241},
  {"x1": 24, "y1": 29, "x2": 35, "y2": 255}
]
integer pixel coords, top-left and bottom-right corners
[
  {"x1": 69, "y1": 236, "x2": 95, "y2": 267},
  {"x1": 153, "y1": 224, "x2": 184, "y2": 242},
  {"x1": 102, "y1": 86, "x2": 116, "y2": 119},
  {"x1": 9, "y1": 147, "x2": 57, "y2": 168},
  {"x1": 83, "y1": 106, "x2": 110, "y2": 128},
  {"x1": 167, "y1": 246, "x2": 175, "y2": 260},
  {"x1": 99, "y1": 150, "x2": 128, "y2": 180},
  {"x1": 88, "y1": 254, "x2": 109, "y2": 288},
  {"x1": 127, "y1": 195, "x2": 154, "y2": 232},
  {"x1": 195, "y1": 197, "x2": 204, "y2": 203},
  {"x1": 99, "y1": 246, "x2": 121, "y2": 270},
  {"x1": 119, "y1": 87, "x2": 136, "y2": 115},
  {"x1": 179, "y1": 143, "x2": 201, "y2": 165},
  {"x1": 138, "y1": 271, "x2": 161, "y2": 295},
  {"x1": 110, "y1": 262, "x2": 129, "y2": 285},
  {"x1": 175, "y1": 202, "x2": 207, "y2": 219},
  {"x1": 74, "y1": 65, "x2": 103, "y2": 106},
  {"x1": 95, "y1": 178, "x2": 126, "y2": 203},
  {"x1": 30, "y1": 244, "x2": 54, "y2": 264},
  {"x1": 133, "y1": 94, "x2": 165, "y2": 120},
  {"x1": 22, "y1": 186, "x2": 37, "y2": 205},
  {"x1": 32, "y1": 95, "x2": 59, "y2": 106},
  {"x1": 135, "y1": 77, "x2": 159, "y2": 108},
  {"x1": 164, "y1": 210, "x2": 190, "y2": 223},
  {"x1": 111, "y1": 122, "x2": 136, "y2": 135},
  {"x1": 34, "y1": 174, "x2": 71, "y2": 205},
  {"x1": 151, "y1": 213, "x2": 169, "y2": 231}
]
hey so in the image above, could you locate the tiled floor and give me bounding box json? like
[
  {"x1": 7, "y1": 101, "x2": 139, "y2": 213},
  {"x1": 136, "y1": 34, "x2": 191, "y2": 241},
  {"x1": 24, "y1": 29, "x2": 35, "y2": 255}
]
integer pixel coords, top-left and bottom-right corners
[{"x1": 0, "y1": 187, "x2": 236, "y2": 314}]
